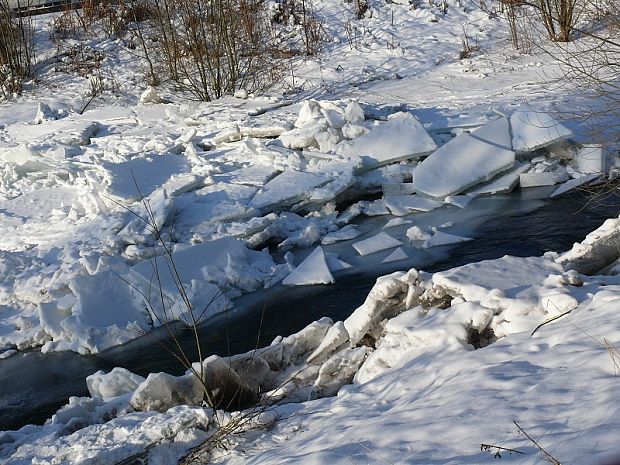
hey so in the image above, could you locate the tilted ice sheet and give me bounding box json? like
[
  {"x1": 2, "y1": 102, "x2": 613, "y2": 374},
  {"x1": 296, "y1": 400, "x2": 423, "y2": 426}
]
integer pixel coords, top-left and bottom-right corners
[
  {"x1": 249, "y1": 169, "x2": 331, "y2": 211},
  {"x1": 469, "y1": 115, "x2": 512, "y2": 150},
  {"x1": 336, "y1": 112, "x2": 437, "y2": 169},
  {"x1": 101, "y1": 155, "x2": 191, "y2": 202},
  {"x1": 510, "y1": 103, "x2": 572, "y2": 153},
  {"x1": 466, "y1": 163, "x2": 530, "y2": 196},
  {"x1": 414, "y1": 134, "x2": 515, "y2": 199},
  {"x1": 282, "y1": 246, "x2": 335, "y2": 286},
  {"x1": 353, "y1": 232, "x2": 403, "y2": 256}
]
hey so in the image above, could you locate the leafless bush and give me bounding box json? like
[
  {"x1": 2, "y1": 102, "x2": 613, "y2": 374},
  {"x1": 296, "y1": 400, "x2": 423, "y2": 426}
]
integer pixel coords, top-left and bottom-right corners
[
  {"x1": 51, "y1": 0, "x2": 153, "y2": 40},
  {"x1": 270, "y1": 0, "x2": 325, "y2": 55},
  {"x1": 0, "y1": 0, "x2": 34, "y2": 99},
  {"x1": 128, "y1": 0, "x2": 318, "y2": 101},
  {"x1": 490, "y1": 0, "x2": 584, "y2": 49},
  {"x1": 459, "y1": 25, "x2": 481, "y2": 59}
]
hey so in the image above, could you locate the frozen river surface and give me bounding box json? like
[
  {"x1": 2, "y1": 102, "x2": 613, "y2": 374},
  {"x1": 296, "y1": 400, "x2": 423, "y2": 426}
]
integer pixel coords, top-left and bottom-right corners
[{"x1": 1, "y1": 188, "x2": 618, "y2": 431}]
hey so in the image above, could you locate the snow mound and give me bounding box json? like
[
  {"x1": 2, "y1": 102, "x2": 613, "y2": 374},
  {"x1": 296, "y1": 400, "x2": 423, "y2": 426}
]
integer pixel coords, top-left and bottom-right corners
[
  {"x1": 140, "y1": 87, "x2": 164, "y2": 104},
  {"x1": 87, "y1": 368, "x2": 146, "y2": 400}
]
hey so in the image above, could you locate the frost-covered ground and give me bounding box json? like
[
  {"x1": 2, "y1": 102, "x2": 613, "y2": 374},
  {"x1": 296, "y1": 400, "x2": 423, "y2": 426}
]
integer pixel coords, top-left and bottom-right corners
[{"x1": 1, "y1": 0, "x2": 620, "y2": 463}]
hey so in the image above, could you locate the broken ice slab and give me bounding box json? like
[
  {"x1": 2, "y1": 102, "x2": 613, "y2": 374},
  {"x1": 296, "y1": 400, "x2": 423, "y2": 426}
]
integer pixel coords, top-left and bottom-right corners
[
  {"x1": 382, "y1": 183, "x2": 416, "y2": 197},
  {"x1": 383, "y1": 217, "x2": 412, "y2": 229},
  {"x1": 550, "y1": 173, "x2": 602, "y2": 198},
  {"x1": 384, "y1": 195, "x2": 444, "y2": 216},
  {"x1": 336, "y1": 112, "x2": 437, "y2": 170},
  {"x1": 444, "y1": 195, "x2": 473, "y2": 209},
  {"x1": 469, "y1": 116, "x2": 512, "y2": 150},
  {"x1": 101, "y1": 155, "x2": 191, "y2": 202},
  {"x1": 249, "y1": 169, "x2": 331, "y2": 211},
  {"x1": 6, "y1": 119, "x2": 99, "y2": 146},
  {"x1": 43, "y1": 270, "x2": 154, "y2": 354},
  {"x1": 425, "y1": 114, "x2": 499, "y2": 133},
  {"x1": 75, "y1": 105, "x2": 136, "y2": 124},
  {"x1": 575, "y1": 144, "x2": 604, "y2": 174},
  {"x1": 322, "y1": 225, "x2": 361, "y2": 245},
  {"x1": 216, "y1": 165, "x2": 280, "y2": 187},
  {"x1": 325, "y1": 252, "x2": 353, "y2": 271},
  {"x1": 414, "y1": 134, "x2": 516, "y2": 199},
  {"x1": 129, "y1": 236, "x2": 275, "y2": 305},
  {"x1": 381, "y1": 247, "x2": 408, "y2": 264},
  {"x1": 306, "y1": 156, "x2": 361, "y2": 206},
  {"x1": 282, "y1": 246, "x2": 335, "y2": 286},
  {"x1": 510, "y1": 103, "x2": 572, "y2": 153},
  {"x1": 176, "y1": 183, "x2": 258, "y2": 232},
  {"x1": 422, "y1": 231, "x2": 473, "y2": 249},
  {"x1": 0, "y1": 144, "x2": 41, "y2": 164},
  {"x1": 353, "y1": 232, "x2": 403, "y2": 256},
  {"x1": 466, "y1": 163, "x2": 530, "y2": 196},
  {"x1": 278, "y1": 122, "x2": 327, "y2": 150},
  {"x1": 519, "y1": 170, "x2": 569, "y2": 188},
  {"x1": 240, "y1": 124, "x2": 293, "y2": 139},
  {"x1": 302, "y1": 150, "x2": 338, "y2": 161}
]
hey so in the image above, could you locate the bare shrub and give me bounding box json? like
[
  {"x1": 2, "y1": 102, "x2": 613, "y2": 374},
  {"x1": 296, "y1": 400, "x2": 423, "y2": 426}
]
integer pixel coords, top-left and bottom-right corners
[
  {"x1": 130, "y1": 0, "x2": 315, "y2": 101},
  {"x1": 51, "y1": 0, "x2": 153, "y2": 40},
  {"x1": 0, "y1": 0, "x2": 33, "y2": 99}
]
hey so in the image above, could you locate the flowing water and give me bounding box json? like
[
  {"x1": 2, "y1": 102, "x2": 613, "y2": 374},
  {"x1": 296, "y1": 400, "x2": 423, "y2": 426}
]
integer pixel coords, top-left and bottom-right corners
[{"x1": 1, "y1": 188, "x2": 619, "y2": 431}]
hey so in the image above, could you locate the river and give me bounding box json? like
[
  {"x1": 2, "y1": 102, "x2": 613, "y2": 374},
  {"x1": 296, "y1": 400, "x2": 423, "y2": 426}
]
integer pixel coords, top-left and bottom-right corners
[{"x1": 0, "y1": 186, "x2": 618, "y2": 431}]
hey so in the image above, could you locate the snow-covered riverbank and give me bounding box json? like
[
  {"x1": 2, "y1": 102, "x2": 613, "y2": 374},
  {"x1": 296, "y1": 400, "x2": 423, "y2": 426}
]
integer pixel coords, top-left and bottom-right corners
[
  {"x1": 2, "y1": 217, "x2": 620, "y2": 464},
  {"x1": 1, "y1": 0, "x2": 619, "y2": 462}
]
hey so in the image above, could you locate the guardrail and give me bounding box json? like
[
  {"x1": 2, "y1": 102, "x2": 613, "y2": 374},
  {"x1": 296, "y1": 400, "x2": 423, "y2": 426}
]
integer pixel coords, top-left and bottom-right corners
[{"x1": 9, "y1": 0, "x2": 82, "y2": 16}]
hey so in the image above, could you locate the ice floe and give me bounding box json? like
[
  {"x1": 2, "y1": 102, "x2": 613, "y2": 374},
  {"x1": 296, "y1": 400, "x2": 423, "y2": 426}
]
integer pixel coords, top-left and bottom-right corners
[
  {"x1": 353, "y1": 232, "x2": 403, "y2": 256},
  {"x1": 282, "y1": 246, "x2": 335, "y2": 286},
  {"x1": 413, "y1": 134, "x2": 516, "y2": 199},
  {"x1": 510, "y1": 103, "x2": 572, "y2": 153},
  {"x1": 336, "y1": 112, "x2": 437, "y2": 170}
]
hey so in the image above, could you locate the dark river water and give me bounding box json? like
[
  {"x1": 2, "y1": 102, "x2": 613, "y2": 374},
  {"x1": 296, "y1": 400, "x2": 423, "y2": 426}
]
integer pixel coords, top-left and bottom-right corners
[{"x1": 1, "y1": 187, "x2": 619, "y2": 431}]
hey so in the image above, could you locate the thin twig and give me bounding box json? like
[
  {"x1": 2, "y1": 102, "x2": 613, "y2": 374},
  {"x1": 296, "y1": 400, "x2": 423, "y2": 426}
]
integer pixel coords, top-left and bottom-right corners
[{"x1": 514, "y1": 421, "x2": 562, "y2": 465}]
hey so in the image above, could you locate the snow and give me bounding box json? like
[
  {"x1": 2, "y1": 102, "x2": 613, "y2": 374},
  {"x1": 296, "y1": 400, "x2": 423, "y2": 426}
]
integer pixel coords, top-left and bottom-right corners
[
  {"x1": 414, "y1": 134, "x2": 516, "y2": 199},
  {"x1": 510, "y1": 103, "x2": 573, "y2": 153},
  {"x1": 1, "y1": 1, "x2": 620, "y2": 463},
  {"x1": 282, "y1": 246, "x2": 335, "y2": 286}
]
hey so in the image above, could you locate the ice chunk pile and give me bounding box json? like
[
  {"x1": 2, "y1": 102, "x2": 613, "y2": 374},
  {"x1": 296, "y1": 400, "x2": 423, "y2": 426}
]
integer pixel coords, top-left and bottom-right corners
[
  {"x1": 278, "y1": 99, "x2": 367, "y2": 152},
  {"x1": 0, "y1": 94, "x2": 609, "y2": 358}
]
